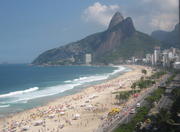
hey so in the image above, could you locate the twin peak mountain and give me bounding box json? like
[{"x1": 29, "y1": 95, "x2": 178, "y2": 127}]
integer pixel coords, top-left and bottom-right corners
[{"x1": 32, "y1": 12, "x2": 160, "y2": 65}]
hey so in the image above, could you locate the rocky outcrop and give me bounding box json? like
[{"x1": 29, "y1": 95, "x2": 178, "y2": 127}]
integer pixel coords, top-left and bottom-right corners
[{"x1": 108, "y1": 12, "x2": 124, "y2": 29}]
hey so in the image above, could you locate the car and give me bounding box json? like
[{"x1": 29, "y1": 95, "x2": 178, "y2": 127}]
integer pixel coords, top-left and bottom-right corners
[
  {"x1": 136, "y1": 103, "x2": 140, "y2": 108},
  {"x1": 130, "y1": 108, "x2": 136, "y2": 114}
]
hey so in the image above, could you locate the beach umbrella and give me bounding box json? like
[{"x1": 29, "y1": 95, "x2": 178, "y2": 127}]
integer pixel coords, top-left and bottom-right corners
[{"x1": 60, "y1": 111, "x2": 65, "y2": 115}]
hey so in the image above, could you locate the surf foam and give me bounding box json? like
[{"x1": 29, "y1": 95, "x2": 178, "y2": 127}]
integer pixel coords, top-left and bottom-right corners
[
  {"x1": 0, "y1": 66, "x2": 128, "y2": 104},
  {"x1": 0, "y1": 87, "x2": 39, "y2": 98}
]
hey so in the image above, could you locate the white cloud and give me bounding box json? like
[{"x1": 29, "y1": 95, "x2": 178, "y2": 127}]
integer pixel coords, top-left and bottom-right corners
[
  {"x1": 82, "y1": 1, "x2": 178, "y2": 33},
  {"x1": 150, "y1": 13, "x2": 178, "y2": 31},
  {"x1": 133, "y1": 0, "x2": 179, "y2": 32},
  {"x1": 82, "y1": 2, "x2": 120, "y2": 26},
  {"x1": 148, "y1": 0, "x2": 178, "y2": 31},
  {"x1": 142, "y1": 0, "x2": 178, "y2": 10}
]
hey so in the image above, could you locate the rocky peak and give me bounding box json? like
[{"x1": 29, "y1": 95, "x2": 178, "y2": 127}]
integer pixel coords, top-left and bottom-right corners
[
  {"x1": 108, "y1": 12, "x2": 124, "y2": 29},
  {"x1": 120, "y1": 17, "x2": 135, "y2": 36}
]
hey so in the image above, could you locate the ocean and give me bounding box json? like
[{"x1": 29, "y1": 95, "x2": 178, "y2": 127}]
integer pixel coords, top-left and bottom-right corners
[{"x1": 0, "y1": 64, "x2": 130, "y2": 117}]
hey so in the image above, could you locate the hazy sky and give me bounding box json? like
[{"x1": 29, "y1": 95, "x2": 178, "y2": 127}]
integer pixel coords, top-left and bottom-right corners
[{"x1": 0, "y1": 0, "x2": 179, "y2": 63}]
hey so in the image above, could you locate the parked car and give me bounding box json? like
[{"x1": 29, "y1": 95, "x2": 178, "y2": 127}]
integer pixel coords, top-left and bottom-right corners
[
  {"x1": 130, "y1": 108, "x2": 136, "y2": 114},
  {"x1": 136, "y1": 103, "x2": 140, "y2": 108}
]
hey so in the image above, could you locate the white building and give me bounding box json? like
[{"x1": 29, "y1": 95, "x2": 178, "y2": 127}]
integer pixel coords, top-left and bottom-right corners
[
  {"x1": 132, "y1": 57, "x2": 136, "y2": 63},
  {"x1": 168, "y1": 52, "x2": 174, "y2": 60},
  {"x1": 173, "y1": 62, "x2": 180, "y2": 69},
  {"x1": 162, "y1": 52, "x2": 169, "y2": 67},
  {"x1": 172, "y1": 48, "x2": 176, "y2": 56},
  {"x1": 151, "y1": 54, "x2": 155, "y2": 66},
  {"x1": 85, "y1": 53, "x2": 92, "y2": 65},
  {"x1": 146, "y1": 54, "x2": 152, "y2": 63},
  {"x1": 154, "y1": 46, "x2": 161, "y2": 65}
]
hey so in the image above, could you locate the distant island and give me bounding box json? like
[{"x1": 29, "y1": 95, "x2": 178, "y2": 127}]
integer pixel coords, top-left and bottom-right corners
[{"x1": 32, "y1": 12, "x2": 178, "y2": 66}]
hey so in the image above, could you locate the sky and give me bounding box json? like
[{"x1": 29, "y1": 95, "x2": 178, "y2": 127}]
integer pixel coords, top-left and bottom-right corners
[{"x1": 0, "y1": 0, "x2": 179, "y2": 63}]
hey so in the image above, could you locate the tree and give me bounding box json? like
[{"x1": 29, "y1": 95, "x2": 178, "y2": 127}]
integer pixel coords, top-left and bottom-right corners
[
  {"x1": 131, "y1": 83, "x2": 136, "y2": 93},
  {"x1": 142, "y1": 69, "x2": 147, "y2": 75},
  {"x1": 116, "y1": 91, "x2": 131, "y2": 104}
]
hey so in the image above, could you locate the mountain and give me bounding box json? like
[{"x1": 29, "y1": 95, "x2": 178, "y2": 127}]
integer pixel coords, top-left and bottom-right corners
[
  {"x1": 108, "y1": 12, "x2": 124, "y2": 29},
  {"x1": 32, "y1": 12, "x2": 161, "y2": 65},
  {"x1": 151, "y1": 23, "x2": 180, "y2": 49}
]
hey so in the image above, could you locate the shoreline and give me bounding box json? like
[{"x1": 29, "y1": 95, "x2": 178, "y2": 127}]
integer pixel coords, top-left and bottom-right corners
[
  {"x1": 0, "y1": 65, "x2": 128, "y2": 118},
  {"x1": 0, "y1": 65, "x2": 152, "y2": 132}
]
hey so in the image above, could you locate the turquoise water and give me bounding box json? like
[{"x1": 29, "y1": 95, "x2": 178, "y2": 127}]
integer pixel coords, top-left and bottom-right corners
[{"x1": 0, "y1": 64, "x2": 130, "y2": 116}]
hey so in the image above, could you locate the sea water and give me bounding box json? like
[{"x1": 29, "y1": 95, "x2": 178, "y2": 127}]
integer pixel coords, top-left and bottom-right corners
[{"x1": 0, "y1": 64, "x2": 130, "y2": 117}]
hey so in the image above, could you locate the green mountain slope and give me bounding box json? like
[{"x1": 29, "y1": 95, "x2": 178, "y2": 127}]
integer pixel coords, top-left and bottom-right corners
[
  {"x1": 151, "y1": 23, "x2": 180, "y2": 49},
  {"x1": 98, "y1": 31, "x2": 161, "y2": 64}
]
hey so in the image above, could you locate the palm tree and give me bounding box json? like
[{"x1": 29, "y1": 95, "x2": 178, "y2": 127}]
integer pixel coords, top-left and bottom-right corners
[
  {"x1": 156, "y1": 109, "x2": 171, "y2": 129},
  {"x1": 116, "y1": 92, "x2": 130, "y2": 104},
  {"x1": 131, "y1": 83, "x2": 136, "y2": 94},
  {"x1": 142, "y1": 69, "x2": 147, "y2": 75}
]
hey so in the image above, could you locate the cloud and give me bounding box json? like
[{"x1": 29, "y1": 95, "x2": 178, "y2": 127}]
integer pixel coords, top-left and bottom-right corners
[
  {"x1": 142, "y1": 0, "x2": 178, "y2": 9},
  {"x1": 125, "y1": 0, "x2": 179, "y2": 33},
  {"x1": 141, "y1": 0, "x2": 178, "y2": 30},
  {"x1": 82, "y1": 1, "x2": 178, "y2": 33},
  {"x1": 150, "y1": 13, "x2": 178, "y2": 31},
  {"x1": 82, "y1": 2, "x2": 120, "y2": 26}
]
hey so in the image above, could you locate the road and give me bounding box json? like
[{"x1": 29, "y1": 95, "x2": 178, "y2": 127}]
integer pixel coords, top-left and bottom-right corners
[
  {"x1": 96, "y1": 74, "x2": 171, "y2": 132},
  {"x1": 158, "y1": 74, "x2": 180, "y2": 110}
]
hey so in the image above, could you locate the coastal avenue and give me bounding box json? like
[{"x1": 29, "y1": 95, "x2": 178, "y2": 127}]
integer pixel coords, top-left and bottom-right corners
[
  {"x1": 96, "y1": 73, "x2": 170, "y2": 132},
  {"x1": 158, "y1": 74, "x2": 180, "y2": 110}
]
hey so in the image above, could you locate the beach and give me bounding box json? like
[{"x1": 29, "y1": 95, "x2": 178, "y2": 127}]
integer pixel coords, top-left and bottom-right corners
[{"x1": 0, "y1": 65, "x2": 152, "y2": 132}]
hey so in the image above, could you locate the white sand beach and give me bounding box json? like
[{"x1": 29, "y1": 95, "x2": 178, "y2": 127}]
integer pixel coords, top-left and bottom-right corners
[{"x1": 0, "y1": 65, "x2": 153, "y2": 132}]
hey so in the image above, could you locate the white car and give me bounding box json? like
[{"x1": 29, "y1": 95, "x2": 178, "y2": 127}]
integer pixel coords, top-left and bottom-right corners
[
  {"x1": 136, "y1": 103, "x2": 140, "y2": 108},
  {"x1": 130, "y1": 108, "x2": 136, "y2": 114}
]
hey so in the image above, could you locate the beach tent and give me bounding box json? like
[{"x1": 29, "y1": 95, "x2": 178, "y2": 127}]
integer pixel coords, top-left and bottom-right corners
[
  {"x1": 85, "y1": 100, "x2": 90, "y2": 103},
  {"x1": 60, "y1": 111, "x2": 65, "y2": 115},
  {"x1": 48, "y1": 114, "x2": 55, "y2": 118},
  {"x1": 89, "y1": 94, "x2": 98, "y2": 99},
  {"x1": 73, "y1": 114, "x2": 80, "y2": 120},
  {"x1": 33, "y1": 120, "x2": 43, "y2": 126},
  {"x1": 69, "y1": 106, "x2": 74, "y2": 109},
  {"x1": 87, "y1": 104, "x2": 93, "y2": 109},
  {"x1": 59, "y1": 123, "x2": 64, "y2": 129},
  {"x1": 133, "y1": 93, "x2": 139, "y2": 97},
  {"x1": 85, "y1": 104, "x2": 94, "y2": 110},
  {"x1": 75, "y1": 114, "x2": 80, "y2": 118},
  {"x1": 62, "y1": 107, "x2": 68, "y2": 111},
  {"x1": 21, "y1": 126, "x2": 30, "y2": 131},
  {"x1": 80, "y1": 104, "x2": 86, "y2": 107}
]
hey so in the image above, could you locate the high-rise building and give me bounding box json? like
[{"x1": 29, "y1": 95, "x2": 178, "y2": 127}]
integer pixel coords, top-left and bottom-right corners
[
  {"x1": 162, "y1": 51, "x2": 169, "y2": 67},
  {"x1": 146, "y1": 54, "x2": 152, "y2": 63},
  {"x1": 154, "y1": 46, "x2": 161, "y2": 65},
  {"x1": 132, "y1": 57, "x2": 136, "y2": 63},
  {"x1": 151, "y1": 54, "x2": 155, "y2": 66},
  {"x1": 174, "y1": 62, "x2": 180, "y2": 69},
  {"x1": 85, "y1": 53, "x2": 92, "y2": 65}
]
